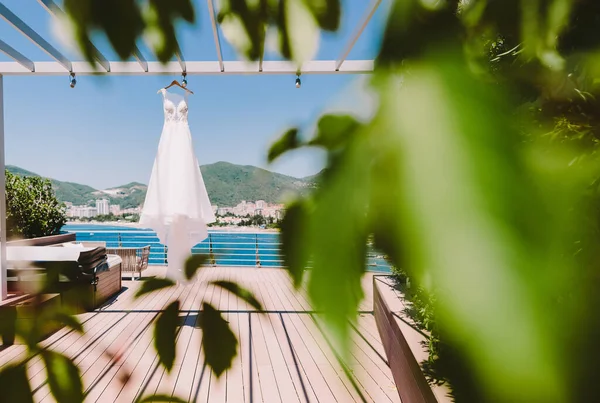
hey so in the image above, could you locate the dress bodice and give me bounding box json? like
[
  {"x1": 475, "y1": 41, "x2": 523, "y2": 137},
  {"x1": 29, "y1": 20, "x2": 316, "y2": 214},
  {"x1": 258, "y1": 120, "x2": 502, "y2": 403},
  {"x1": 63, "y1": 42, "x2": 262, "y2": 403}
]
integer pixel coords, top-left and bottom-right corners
[{"x1": 161, "y1": 89, "x2": 189, "y2": 123}]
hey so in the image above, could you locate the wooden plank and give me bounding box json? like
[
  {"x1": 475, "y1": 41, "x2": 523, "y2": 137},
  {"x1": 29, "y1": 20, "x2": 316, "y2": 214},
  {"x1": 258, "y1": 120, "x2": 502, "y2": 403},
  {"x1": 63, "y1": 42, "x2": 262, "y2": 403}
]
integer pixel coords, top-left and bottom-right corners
[
  {"x1": 253, "y1": 273, "x2": 301, "y2": 403},
  {"x1": 254, "y1": 269, "x2": 316, "y2": 402},
  {"x1": 266, "y1": 269, "x2": 398, "y2": 401},
  {"x1": 40, "y1": 277, "x2": 183, "y2": 401},
  {"x1": 80, "y1": 279, "x2": 184, "y2": 399},
  {"x1": 114, "y1": 275, "x2": 200, "y2": 402},
  {"x1": 258, "y1": 269, "x2": 357, "y2": 402},
  {"x1": 35, "y1": 282, "x2": 173, "y2": 401},
  {"x1": 1, "y1": 267, "x2": 406, "y2": 403},
  {"x1": 2, "y1": 273, "x2": 124, "y2": 376},
  {"x1": 313, "y1": 314, "x2": 398, "y2": 402},
  {"x1": 136, "y1": 280, "x2": 196, "y2": 400},
  {"x1": 225, "y1": 268, "x2": 245, "y2": 403},
  {"x1": 189, "y1": 277, "x2": 219, "y2": 402},
  {"x1": 262, "y1": 270, "x2": 367, "y2": 402}
]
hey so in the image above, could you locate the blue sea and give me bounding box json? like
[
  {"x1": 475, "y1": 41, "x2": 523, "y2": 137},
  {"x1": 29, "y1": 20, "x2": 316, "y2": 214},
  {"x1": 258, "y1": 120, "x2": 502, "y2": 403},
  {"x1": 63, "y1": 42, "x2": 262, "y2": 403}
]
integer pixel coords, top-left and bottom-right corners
[{"x1": 62, "y1": 224, "x2": 391, "y2": 272}]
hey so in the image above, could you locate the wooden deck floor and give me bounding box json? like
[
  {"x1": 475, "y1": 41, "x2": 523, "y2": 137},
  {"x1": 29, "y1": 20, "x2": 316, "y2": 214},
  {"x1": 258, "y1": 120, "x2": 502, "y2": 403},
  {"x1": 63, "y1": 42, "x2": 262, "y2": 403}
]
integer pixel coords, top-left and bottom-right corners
[{"x1": 0, "y1": 266, "x2": 400, "y2": 402}]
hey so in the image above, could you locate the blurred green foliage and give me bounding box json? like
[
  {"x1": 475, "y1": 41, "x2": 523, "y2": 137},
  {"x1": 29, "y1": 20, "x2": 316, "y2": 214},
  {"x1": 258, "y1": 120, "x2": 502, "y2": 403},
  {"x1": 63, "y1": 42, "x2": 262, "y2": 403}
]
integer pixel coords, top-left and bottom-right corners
[
  {"x1": 5, "y1": 170, "x2": 67, "y2": 240},
  {"x1": 269, "y1": 0, "x2": 600, "y2": 401}
]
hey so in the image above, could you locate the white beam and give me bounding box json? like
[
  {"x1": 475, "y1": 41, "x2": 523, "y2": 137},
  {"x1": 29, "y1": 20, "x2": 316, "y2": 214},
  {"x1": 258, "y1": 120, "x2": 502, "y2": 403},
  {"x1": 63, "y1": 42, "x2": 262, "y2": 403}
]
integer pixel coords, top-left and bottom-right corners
[
  {"x1": 36, "y1": 0, "x2": 110, "y2": 72},
  {"x1": 207, "y1": 0, "x2": 224, "y2": 72},
  {"x1": 0, "y1": 60, "x2": 374, "y2": 76},
  {"x1": 0, "y1": 76, "x2": 6, "y2": 301},
  {"x1": 175, "y1": 44, "x2": 186, "y2": 72},
  {"x1": 133, "y1": 47, "x2": 148, "y2": 72},
  {"x1": 0, "y1": 2, "x2": 72, "y2": 72},
  {"x1": 0, "y1": 39, "x2": 34, "y2": 72},
  {"x1": 336, "y1": 0, "x2": 381, "y2": 71}
]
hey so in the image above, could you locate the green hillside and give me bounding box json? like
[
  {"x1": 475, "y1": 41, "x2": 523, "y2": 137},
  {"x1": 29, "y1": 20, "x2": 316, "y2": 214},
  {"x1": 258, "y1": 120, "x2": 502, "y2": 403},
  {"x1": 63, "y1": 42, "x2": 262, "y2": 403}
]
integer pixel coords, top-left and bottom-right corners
[
  {"x1": 201, "y1": 162, "x2": 316, "y2": 206},
  {"x1": 7, "y1": 162, "x2": 318, "y2": 208}
]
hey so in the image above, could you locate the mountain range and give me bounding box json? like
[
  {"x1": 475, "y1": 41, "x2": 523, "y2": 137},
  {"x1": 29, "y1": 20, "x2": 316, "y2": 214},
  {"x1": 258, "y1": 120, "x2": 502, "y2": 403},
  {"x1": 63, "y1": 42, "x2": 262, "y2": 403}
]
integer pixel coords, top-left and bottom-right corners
[{"x1": 6, "y1": 162, "x2": 318, "y2": 208}]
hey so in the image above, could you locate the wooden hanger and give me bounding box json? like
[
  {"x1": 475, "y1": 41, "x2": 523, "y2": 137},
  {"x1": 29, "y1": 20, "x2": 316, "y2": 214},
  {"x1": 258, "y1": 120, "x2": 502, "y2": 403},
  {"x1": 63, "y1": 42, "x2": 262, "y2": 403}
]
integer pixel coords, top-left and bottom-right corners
[{"x1": 158, "y1": 79, "x2": 194, "y2": 94}]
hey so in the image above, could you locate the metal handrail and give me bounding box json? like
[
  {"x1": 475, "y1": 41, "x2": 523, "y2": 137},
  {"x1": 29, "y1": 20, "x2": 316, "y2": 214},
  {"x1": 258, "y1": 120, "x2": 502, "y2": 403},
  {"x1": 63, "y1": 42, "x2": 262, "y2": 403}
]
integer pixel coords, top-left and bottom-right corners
[{"x1": 66, "y1": 229, "x2": 391, "y2": 271}]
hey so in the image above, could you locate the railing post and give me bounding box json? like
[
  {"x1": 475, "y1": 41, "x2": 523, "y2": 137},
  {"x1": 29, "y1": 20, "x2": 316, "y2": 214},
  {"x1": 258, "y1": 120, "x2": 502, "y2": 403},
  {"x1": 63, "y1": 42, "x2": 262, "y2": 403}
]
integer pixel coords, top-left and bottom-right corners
[
  {"x1": 164, "y1": 244, "x2": 168, "y2": 264},
  {"x1": 0, "y1": 75, "x2": 6, "y2": 300},
  {"x1": 209, "y1": 234, "x2": 215, "y2": 266},
  {"x1": 118, "y1": 232, "x2": 122, "y2": 247},
  {"x1": 255, "y1": 233, "x2": 260, "y2": 268}
]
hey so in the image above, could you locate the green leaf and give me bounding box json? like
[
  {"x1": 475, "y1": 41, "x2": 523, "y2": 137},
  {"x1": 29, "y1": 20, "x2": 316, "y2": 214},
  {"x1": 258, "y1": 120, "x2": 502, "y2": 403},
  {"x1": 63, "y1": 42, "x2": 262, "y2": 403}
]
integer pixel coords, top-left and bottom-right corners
[
  {"x1": 147, "y1": 0, "x2": 196, "y2": 62},
  {"x1": 135, "y1": 278, "x2": 175, "y2": 298},
  {"x1": 374, "y1": 55, "x2": 576, "y2": 401},
  {"x1": 42, "y1": 351, "x2": 84, "y2": 403},
  {"x1": 218, "y1": 0, "x2": 266, "y2": 60},
  {"x1": 0, "y1": 364, "x2": 33, "y2": 403},
  {"x1": 138, "y1": 394, "x2": 188, "y2": 403},
  {"x1": 64, "y1": 0, "x2": 144, "y2": 62},
  {"x1": 308, "y1": 114, "x2": 361, "y2": 151},
  {"x1": 268, "y1": 128, "x2": 301, "y2": 163},
  {"x1": 184, "y1": 254, "x2": 208, "y2": 280},
  {"x1": 219, "y1": 12, "x2": 254, "y2": 60},
  {"x1": 210, "y1": 280, "x2": 263, "y2": 310},
  {"x1": 302, "y1": 0, "x2": 341, "y2": 31},
  {"x1": 280, "y1": 200, "x2": 311, "y2": 288},
  {"x1": 154, "y1": 301, "x2": 180, "y2": 372},
  {"x1": 281, "y1": 0, "x2": 320, "y2": 64},
  {"x1": 64, "y1": 0, "x2": 195, "y2": 65},
  {"x1": 200, "y1": 303, "x2": 238, "y2": 377},
  {"x1": 304, "y1": 131, "x2": 370, "y2": 357}
]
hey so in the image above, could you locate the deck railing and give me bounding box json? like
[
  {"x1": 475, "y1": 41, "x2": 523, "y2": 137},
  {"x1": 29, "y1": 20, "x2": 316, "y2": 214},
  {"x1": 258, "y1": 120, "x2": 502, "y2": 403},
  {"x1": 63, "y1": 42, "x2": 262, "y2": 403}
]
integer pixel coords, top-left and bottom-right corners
[{"x1": 66, "y1": 229, "x2": 391, "y2": 271}]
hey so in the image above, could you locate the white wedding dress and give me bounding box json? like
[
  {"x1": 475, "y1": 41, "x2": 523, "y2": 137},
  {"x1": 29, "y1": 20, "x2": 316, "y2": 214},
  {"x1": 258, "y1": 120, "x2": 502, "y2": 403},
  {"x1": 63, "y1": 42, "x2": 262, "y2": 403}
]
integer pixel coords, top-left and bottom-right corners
[{"x1": 140, "y1": 88, "x2": 215, "y2": 281}]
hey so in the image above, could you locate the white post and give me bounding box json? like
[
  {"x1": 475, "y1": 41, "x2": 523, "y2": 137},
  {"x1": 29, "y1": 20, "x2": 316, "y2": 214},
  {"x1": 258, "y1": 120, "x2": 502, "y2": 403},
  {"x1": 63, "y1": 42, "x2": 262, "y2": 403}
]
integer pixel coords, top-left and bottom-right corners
[{"x1": 0, "y1": 75, "x2": 6, "y2": 300}]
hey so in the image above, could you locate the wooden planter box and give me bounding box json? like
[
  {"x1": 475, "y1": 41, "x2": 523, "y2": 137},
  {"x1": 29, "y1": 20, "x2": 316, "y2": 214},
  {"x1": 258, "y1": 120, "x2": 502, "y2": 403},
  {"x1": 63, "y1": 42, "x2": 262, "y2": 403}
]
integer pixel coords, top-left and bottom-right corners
[
  {"x1": 7, "y1": 256, "x2": 123, "y2": 313},
  {"x1": 373, "y1": 275, "x2": 451, "y2": 403},
  {"x1": 0, "y1": 293, "x2": 62, "y2": 346}
]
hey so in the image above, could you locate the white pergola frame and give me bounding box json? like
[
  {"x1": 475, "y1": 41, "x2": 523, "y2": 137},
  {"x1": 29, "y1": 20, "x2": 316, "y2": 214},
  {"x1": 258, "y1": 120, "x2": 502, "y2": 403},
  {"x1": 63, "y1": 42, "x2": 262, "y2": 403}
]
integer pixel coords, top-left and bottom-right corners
[{"x1": 0, "y1": 0, "x2": 381, "y2": 300}]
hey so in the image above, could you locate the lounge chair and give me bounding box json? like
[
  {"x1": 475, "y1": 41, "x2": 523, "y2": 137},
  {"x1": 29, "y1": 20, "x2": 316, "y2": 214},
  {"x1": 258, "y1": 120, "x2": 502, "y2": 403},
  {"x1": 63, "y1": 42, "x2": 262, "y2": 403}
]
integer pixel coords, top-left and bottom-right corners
[{"x1": 106, "y1": 245, "x2": 150, "y2": 280}]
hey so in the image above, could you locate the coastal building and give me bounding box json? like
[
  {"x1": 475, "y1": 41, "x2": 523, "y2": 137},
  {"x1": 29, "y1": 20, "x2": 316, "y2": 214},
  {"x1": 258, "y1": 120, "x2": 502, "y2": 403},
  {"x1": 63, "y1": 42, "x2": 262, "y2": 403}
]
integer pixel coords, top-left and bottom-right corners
[
  {"x1": 217, "y1": 207, "x2": 233, "y2": 216},
  {"x1": 233, "y1": 200, "x2": 257, "y2": 216},
  {"x1": 122, "y1": 207, "x2": 141, "y2": 215},
  {"x1": 96, "y1": 198, "x2": 110, "y2": 215},
  {"x1": 68, "y1": 206, "x2": 98, "y2": 218},
  {"x1": 110, "y1": 205, "x2": 121, "y2": 215}
]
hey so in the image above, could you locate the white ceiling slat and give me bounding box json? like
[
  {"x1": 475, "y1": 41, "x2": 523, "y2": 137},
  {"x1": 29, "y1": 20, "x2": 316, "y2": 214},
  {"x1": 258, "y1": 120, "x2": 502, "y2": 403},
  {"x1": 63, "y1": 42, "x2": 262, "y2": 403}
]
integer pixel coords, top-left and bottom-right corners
[
  {"x1": 175, "y1": 43, "x2": 186, "y2": 72},
  {"x1": 207, "y1": 0, "x2": 225, "y2": 72},
  {"x1": 132, "y1": 47, "x2": 148, "y2": 72},
  {"x1": 36, "y1": 0, "x2": 110, "y2": 72},
  {"x1": 0, "y1": 2, "x2": 379, "y2": 77},
  {"x1": 336, "y1": 0, "x2": 381, "y2": 71},
  {"x1": 0, "y1": 2, "x2": 72, "y2": 72},
  {"x1": 0, "y1": 39, "x2": 34, "y2": 72},
  {"x1": 0, "y1": 60, "x2": 374, "y2": 75}
]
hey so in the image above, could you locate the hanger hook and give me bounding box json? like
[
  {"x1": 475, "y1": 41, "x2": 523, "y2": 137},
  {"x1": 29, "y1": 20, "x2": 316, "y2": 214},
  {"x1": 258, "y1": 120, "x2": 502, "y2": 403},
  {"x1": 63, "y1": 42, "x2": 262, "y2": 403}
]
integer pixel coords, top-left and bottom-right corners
[
  {"x1": 69, "y1": 72, "x2": 77, "y2": 88},
  {"x1": 182, "y1": 71, "x2": 188, "y2": 87}
]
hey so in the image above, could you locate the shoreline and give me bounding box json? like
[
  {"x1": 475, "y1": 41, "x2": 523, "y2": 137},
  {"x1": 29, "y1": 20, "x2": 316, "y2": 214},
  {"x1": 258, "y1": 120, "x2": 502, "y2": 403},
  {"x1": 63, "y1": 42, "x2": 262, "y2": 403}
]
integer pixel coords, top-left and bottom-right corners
[{"x1": 65, "y1": 221, "x2": 280, "y2": 233}]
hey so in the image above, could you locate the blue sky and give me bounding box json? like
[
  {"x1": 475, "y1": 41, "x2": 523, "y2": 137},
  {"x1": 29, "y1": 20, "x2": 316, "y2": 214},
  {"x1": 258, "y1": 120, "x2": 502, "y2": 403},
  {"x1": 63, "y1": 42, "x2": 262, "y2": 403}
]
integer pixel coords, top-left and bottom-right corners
[{"x1": 0, "y1": 0, "x2": 388, "y2": 189}]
